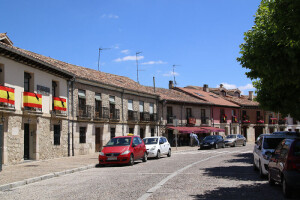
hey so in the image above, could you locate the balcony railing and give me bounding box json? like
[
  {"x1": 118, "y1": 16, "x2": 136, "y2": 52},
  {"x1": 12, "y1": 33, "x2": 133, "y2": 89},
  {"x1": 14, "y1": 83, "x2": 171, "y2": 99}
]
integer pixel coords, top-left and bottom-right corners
[
  {"x1": 23, "y1": 92, "x2": 42, "y2": 112},
  {"x1": 110, "y1": 109, "x2": 120, "y2": 121},
  {"x1": 52, "y1": 97, "x2": 67, "y2": 115},
  {"x1": 232, "y1": 116, "x2": 238, "y2": 123},
  {"x1": 94, "y1": 107, "x2": 109, "y2": 120},
  {"x1": 167, "y1": 115, "x2": 174, "y2": 124},
  {"x1": 77, "y1": 105, "x2": 92, "y2": 119},
  {"x1": 256, "y1": 116, "x2": 264, "y2": 124},
  {"x1": 220, "y1": 115, "x2": 227, "y2": 123},
  {"x1": 278, "y1": 119, "x2": 286, "y2": 125},
  {"x1": 128, "y1": 110, "x2": 138, "y2": 121},
  {"x1": 150, "y1": 113, "x2": 157, "y2": 122},
  {"x1": 0, "y1": 85, "x2": 15, "y2": 109},
  {"x1": 201, "y1": 117, "x2": 207, "y2": 124},
  {"x1": 140, "y1": 112, "x2": 150, "y2": 122},
  {"x1": 242, "y1": 115, "x2": 250, "y2": 124},
  {"x1": 269, "y1": 118, "x2": 277, "y2": 124}
]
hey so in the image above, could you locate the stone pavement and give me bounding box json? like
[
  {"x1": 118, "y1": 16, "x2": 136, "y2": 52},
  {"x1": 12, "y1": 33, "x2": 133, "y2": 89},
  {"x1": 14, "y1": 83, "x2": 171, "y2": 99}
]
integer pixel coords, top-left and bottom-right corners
[{"x1": 0, "y1": 146, "x2": 198, "y2": 191}]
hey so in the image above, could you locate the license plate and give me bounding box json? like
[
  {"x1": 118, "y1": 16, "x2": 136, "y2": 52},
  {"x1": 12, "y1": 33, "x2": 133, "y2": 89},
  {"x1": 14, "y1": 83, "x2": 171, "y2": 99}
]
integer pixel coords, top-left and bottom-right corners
[{"x1": 107, "y1": 157, "x2": 117, "y2": 161}]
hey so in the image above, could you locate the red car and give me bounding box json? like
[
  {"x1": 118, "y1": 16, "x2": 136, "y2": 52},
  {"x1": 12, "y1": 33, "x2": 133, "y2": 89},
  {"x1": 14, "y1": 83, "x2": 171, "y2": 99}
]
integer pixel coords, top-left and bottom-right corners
[{"x1": 98, "y1": 134, "x2": 147, "y2": 166}]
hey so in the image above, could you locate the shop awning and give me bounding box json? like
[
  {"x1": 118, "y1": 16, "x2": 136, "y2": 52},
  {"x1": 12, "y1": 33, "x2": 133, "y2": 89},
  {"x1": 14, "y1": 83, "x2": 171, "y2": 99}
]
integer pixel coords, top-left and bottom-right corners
[
  {"x1": 197, "y1": 127, "x2": 225, "y2": 132},
  {"x1": 168, "y1": 126, "x2": 209, "y2": 134}
]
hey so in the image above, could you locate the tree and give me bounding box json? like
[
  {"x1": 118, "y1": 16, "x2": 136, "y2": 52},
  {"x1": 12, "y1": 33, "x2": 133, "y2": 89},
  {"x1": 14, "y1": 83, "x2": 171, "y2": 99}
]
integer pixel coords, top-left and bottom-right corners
[{"x1": 237, "y1": 0, "x2": 300, "y2": 120}]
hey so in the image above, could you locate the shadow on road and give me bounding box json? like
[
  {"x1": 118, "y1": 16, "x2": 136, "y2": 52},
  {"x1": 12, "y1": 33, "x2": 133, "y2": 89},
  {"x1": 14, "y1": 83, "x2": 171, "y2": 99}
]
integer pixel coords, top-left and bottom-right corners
[{"x1": 225, "y1": 153, "x2": 253, "y2": 165}]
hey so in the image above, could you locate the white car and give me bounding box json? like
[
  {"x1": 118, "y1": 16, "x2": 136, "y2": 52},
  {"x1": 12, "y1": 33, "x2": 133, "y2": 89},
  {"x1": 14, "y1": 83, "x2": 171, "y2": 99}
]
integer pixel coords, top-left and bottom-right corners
[
  {"x1": 253, "y1": 134, "x2": 297, "y2": 177},
  {"x1": 143, "y1": 137, "x2": 171, "y2": 158}
]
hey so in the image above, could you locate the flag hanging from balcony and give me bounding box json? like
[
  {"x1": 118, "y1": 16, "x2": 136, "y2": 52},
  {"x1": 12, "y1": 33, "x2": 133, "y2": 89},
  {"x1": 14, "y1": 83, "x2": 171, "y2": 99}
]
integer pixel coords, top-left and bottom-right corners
[
  {"x1": 53, "y1": 97, "x2": 67, "y2": 111},
  {"x1": 23, "y1": 92, "x2": 42, "y2": 108},
  {"x1": 0, "y1": 86, "x2": 15, "y2": 105}
]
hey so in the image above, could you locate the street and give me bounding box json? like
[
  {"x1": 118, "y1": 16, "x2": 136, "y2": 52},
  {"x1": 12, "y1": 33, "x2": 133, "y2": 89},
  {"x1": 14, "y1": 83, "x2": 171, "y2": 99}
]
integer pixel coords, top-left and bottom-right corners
[{"x1": 0, "y1": 144, "x2": 298, "y2": 200}]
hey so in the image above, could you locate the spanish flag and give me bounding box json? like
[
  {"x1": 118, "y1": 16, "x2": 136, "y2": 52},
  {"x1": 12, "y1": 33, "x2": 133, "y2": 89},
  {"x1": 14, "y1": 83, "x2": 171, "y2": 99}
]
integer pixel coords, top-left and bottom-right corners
[
  {"x1": 0, "y1": 86, "x2": 15, "y2": 105},
  {"x1": 23, "y1": 92, "x2": 42, "y2": 108},
  {"x1": 53, "y1": 97, "x2": 67, "y2": 111}
]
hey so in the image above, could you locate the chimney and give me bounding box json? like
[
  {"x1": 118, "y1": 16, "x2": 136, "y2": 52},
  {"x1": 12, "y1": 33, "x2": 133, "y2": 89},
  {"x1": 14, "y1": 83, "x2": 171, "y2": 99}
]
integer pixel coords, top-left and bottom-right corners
[
  {"x1": 203, "y1": 84, "x2": 209, "y2": 92},
  {"x1": 248, "y1": 91, "x2": 254, "y2": 101},
  {"x1": 220, "y1": 84, "x2": 223, "y2": 88},
  {"x1": 169, "y1": 80, "x2": 174, "y2": 89}
]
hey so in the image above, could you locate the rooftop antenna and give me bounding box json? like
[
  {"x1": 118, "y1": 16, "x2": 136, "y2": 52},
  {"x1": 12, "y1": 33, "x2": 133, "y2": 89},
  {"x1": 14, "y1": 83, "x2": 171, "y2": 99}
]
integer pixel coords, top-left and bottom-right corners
[
  {"x1": 136, "y1": 51, "x2": 142, "y2": 83},
  {"x1": 98, "y1": 47, "x2": 110, "y2": 71},
  {"x1": 172, "y1": 64, "x2": 180, "y2": 86}
]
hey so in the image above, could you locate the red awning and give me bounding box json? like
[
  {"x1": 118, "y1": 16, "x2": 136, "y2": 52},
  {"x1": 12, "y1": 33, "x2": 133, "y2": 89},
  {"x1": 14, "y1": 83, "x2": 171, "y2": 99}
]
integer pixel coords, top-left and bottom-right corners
[
  {"x1": 270, "y1": 118, "x2": 277, "y2": 120},
  {"x1": 168, "y1": 126, "x2": 209, "y2": 134},
  {"x1": 200, "y1": 127, "x2": 225, "y2": 132}
]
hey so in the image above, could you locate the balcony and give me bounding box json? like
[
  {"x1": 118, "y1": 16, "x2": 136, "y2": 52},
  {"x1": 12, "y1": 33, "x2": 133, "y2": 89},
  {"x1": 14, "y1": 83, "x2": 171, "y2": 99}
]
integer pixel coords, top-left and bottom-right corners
[
  {"x1": 201, "y1": 117, "x2": 208, "y2": 124},
  {"x1": 23, "y1": 92, "x2": 42, "y2": 112},
  {"x1": 128, "y1": 110, "x2": 138, "y2": 122},
  {"x1": 269, "y1": 118, "x2": 277, "y2": 125},
  {"x1": 94, "y1": 107, "x2": 109, "y2": 120},
  {"x1": 220, "y1": 115, "x2": 227, "y2": 123},
  {"x1": 232, "y1": 116, "x2": 238, "y2": 123},
  {"x1": 242, "y1": 115, "x2": 250, "y2": 124},
  {"x1": 0, "y1": 85, "x2": 15, "y2": 109},
  {"x1": 52, "y1": 97, "x2": 67, "y2": 115},
  {"x1": 150, "y1": 113, "x2": 157, "y2": 122},
  {"x1": 110, "y1": 109, "x2": 120, "y2": 121},
  {"x1": 77, "y1": 105, "x2": 92, "y2": 119},
  {"x1": 167, "y1": 115, "x2": 174, "y2": 124},
  {"x1": 278, "y1": 119, "x2": 286, "y2": 125},
  {"x1": 140, "y1": 112, "x2": 150, "y2": 122},
  {"x1": 256, "y1": 116, "x2": 264, "y2": 124}
]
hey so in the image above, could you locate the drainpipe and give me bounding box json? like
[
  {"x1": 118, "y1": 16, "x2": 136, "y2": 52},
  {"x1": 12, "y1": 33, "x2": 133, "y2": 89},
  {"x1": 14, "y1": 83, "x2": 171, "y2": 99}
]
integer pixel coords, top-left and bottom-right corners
[
  {"x1": 67, "y1": 80, "x2": 70, "y2": 157},
  {"x1": 156, "y1": 97, "x2": 159, "y2": 136},
  {"x1": 121, "y1": 89, "x2": 124, "y2": 136},
  {"x1": 71, "y1": 79, "x2": 75, "y2": 156}
]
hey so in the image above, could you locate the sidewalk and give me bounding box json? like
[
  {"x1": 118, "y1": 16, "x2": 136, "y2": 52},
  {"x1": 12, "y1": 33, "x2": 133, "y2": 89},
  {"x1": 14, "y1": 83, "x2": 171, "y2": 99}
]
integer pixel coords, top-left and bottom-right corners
[{"x1": 0, "y1": 146, "x2": 198, "y2": 191}]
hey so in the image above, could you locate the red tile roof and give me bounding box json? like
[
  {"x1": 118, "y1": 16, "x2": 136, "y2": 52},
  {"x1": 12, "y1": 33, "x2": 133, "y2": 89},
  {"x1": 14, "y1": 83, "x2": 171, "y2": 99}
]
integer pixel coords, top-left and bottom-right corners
[{"x1": 176, "y1": 87, "x2": 240, "y2": 107}]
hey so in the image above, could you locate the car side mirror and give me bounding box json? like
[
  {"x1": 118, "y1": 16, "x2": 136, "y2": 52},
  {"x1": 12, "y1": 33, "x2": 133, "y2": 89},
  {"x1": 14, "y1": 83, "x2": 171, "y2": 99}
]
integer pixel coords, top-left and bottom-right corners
[{"x1": 159, "y1": 141, "x2": 164, "y2": 145}]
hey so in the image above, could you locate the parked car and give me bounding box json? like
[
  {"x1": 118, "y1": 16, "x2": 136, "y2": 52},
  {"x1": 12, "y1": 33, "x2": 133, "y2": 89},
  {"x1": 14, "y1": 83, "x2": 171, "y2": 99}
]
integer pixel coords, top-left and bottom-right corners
[
  {"x1": 98, "y1": 134, "x2": 147, "y2": 166},
  {"x1": 224, "y1": 134, "x2": 246, "y2": 147},
  {"x1": 143, "y1": 137, "x2": 171, "y2": 159},
  {"x1": 253, "y1": 134, "x2": 298, "y2": 177},
  {"x1": 200, "y1": 135, "x2": 225, "y2": 149},
  {"x1": 268, "y1": 138, "x2": 300, "y2": 198}
]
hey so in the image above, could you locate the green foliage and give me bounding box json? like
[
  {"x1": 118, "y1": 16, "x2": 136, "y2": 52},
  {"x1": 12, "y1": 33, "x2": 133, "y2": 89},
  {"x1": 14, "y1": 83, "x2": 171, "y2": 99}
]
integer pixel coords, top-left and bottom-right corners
[{"x1": 237, "y1": 0, "x2": 300, "y2": 120}]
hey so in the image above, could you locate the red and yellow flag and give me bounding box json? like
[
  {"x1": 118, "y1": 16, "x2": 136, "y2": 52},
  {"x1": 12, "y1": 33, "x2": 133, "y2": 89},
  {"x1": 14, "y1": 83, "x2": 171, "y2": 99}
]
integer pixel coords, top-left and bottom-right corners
[
  {"x1": 23, "y1": 92, "x2": 42, "y2": 108},
  {"x1": 0, "y1": 86, "x2": 15, "y2": 105},
  {"x1": 53, "y1": 97, "x2": 67, "y2": 111}
]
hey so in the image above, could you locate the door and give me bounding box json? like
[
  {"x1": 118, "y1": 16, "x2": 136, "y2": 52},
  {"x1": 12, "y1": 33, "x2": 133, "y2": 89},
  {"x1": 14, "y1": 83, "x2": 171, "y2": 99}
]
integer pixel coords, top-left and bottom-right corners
[
  {"x1": 0, "y1": 124, "x2": 3, "y2": 171},
  {"x1": 255, "y1": 126, "x2": 263, "y2": 141},
  {"x1": 132, "y1": 137, "x2": 140, "y2": 159},
  {"x1": 95, "y1": 128, "x2": 103, "y2": 152},
  {"x1": 24, "y1": 123, "x2": 30, "y2": 160},
  {"x1": 140, "y1": 128, "x2": 145, "y2": 139},
  {"x1": 159, "y1": 137, "x2": 166, "y2": 154}
]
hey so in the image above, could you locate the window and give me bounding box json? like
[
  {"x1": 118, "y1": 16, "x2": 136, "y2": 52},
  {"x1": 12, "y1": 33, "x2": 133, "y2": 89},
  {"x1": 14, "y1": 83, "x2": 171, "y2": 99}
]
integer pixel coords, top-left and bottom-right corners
[
  {"x1": 0, "y1": 64, "x2": 4, "y2": 85},
  {"x1": 133, "y1": 137, "x2": 139, "y2": 145},
  {"x1": 78, "y1": 90, "x2": 86, "y2": 108},
  {"x1": 79, "y1": 127, "x2": 86, "y2": 143},
  {"x1": 220, "y1": 91, "x2": 226, "y2": 96},
  {"x1": 109, "y1": 96, "x2": 116, "y2": 118},
  {"x1": 186, "y1": 108, "x2": 192, "y2": 119},
  {"x1": 129, "y1": 127, "x2": 134, "y2": 134},
  {"x1": 24, "y1": 72, "x2": 31, "y2": 92},
  {"x1": 110, "y1": 128, "x2": 116, "y2": 139},
  {"x1": 139, "y1": 101, "x2": 144, "y2": 112},
  {"x1": 201, "y1": 109, "x2": 206, "y2": 123},
  {"x1": 95, "y1": 93, "x2": 102, "y2": 117},
  {"x1": 232, "y1": 109, "x2": 236, "y2": 116},
  {"x1": 149, "y1": 103, "x2": 154, "y2": 114},
  {"x1": 234, "y1": 91, "x2": 240, "y2": 97},
  {"x1": 52, "y1": 81, "x2": 59, "y2": 97},
  {"x1": 195, "y1": 93, "x2": 204, "y2": 97},
  {"x1": 128, "y1": 100, "x2": 133, "y2": 111},
  {"x1": 54, "y1": 125, "x2": 60, "y2": 145}
]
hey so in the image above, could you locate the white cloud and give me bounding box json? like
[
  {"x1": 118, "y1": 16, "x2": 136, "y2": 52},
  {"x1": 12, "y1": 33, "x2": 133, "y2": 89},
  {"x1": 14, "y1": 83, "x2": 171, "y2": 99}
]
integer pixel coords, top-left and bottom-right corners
[
  {"x1": 141, "y1": 60, "x2": 167, "y2": 65},
  {"x1": 114, "y1": 55, "x2": 144, "y2": 62},
  {"x1": 121, "y1": 49, "x2": 130, "y2": 54},
  {"x1": 163, "y1": 71, "x2": 179, "y2": 77},
  {"x1": 101, "y1": 14, "x2": 119, "y2": 19},
  {"x1": 216, "y1": 83, "x2": 237, "y2": 89}
]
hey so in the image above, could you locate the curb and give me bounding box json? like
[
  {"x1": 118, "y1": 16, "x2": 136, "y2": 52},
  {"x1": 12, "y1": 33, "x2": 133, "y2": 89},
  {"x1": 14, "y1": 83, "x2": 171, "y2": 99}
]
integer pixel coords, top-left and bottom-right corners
[{"x1": 0, "y1": 164, "x2": 96, "y2": 192}]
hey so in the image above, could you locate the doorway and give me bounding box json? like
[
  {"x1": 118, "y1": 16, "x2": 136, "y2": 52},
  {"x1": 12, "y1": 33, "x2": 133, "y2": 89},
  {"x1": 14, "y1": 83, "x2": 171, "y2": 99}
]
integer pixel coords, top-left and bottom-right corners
[
  {"x1": 242, "y1": 126, "x2": 248, "y2": 141},
  {"x1": 140, "y1": 128, "x2": 145, "y2": 139},
  {"x1": 95, "y1": 127, "x2": 103, "y2": 152},
  {"x1": 255, "y1": 126, "x2": 263, "y2": 141},
  {"x1": 24, "y1": 123, "x2": 30, "y2": 160}
]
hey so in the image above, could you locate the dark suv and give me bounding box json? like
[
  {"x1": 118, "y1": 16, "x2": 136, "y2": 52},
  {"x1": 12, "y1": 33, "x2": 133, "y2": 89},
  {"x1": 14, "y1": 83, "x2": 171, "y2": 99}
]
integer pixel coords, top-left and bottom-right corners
[
  {"x1": 268, "y1": 138, "x2": 300, "y2": 198},
  {"x1": 200, "y1": 135, "x2": 225, "y2": 149}
]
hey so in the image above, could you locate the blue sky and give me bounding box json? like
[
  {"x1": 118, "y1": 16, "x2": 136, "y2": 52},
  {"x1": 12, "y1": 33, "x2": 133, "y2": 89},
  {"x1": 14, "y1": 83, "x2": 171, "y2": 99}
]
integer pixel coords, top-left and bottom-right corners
[{"x1": 1, "y1": 0, "x2": 261, "y2": 94}]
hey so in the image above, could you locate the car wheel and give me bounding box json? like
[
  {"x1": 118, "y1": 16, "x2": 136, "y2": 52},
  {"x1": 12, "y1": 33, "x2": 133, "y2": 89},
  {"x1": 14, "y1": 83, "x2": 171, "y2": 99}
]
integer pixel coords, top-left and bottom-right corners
[
  {"x1": 215, "y1": 144, "x2": 219, "y2": 149},
  {"x1": 243, "y1": 141, "x2": 246, "y2": 146},
  {"x1": 222, "y1": 143, "x2": 225, "y2": 148},
  {"x1": 128, "y1": 154, "x2": 134, "y2": 166},
  {"x1": 156, "y1": 150, "x2": 160, "y2": 159},
  {"x1": 268, "y1": 172, "x2": 275, "y2": 186},
  {"x1": 283, "y1": 178, "x2": 293, "y2": 198},
  {"x1": 167, "y1": 149, "x2": 171, "y2": 157},
  {"x1": 259, "y1": 161, "x2": 264, "y2": 178},
  {"x1": 142, "y1": 152, "x2": 147, "y2": 162}
]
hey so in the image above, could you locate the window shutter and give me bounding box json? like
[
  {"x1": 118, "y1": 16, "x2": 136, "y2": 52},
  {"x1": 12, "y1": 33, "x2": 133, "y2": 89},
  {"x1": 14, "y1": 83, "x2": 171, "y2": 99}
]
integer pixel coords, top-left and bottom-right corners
[
  {"x1": 95, "y1": 93, "x2": 101, "y2": 101},
  {"x1": 139, "y1": 101, "x2": 144, "y2": 112},
  {"x1": 128, "y1": 100, "x2": 133, "y2": 111},
  {"x1": 149, "y1": 103, "x2": 154, "y2": 114},
  {"x1": 109, "y1": 96, "x2": 115, "y2": 104},
  {"x1": 78, "y1": 90, "x2": 86, "y2": 98}
]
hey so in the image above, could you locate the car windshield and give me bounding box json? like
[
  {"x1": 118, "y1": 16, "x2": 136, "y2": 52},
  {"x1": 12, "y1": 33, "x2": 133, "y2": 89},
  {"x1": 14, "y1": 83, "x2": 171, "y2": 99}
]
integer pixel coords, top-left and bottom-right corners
[
  {"x1": 105, "y1": 137, "x2": 132, "y2": 147},
  {"x1": 143, "y1": 138, "x2": 158, "y2": 145},
  {"x1": 263, "y1": 138, "x2": 285, "y2": 149},
  {"x1": 226, "y1": 135, "x2": 236, "y2": 139},
  {"x1": 204, "y1": 136, "x2": 216, "y2": 140},
  {"x1": 294, "y1": 141, "x2": 300, "y2": 156}
]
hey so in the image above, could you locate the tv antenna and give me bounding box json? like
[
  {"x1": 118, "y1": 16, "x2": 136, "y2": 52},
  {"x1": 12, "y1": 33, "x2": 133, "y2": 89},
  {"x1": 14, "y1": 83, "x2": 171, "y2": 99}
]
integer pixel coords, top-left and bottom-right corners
[
  {"x1": 136, "y1": 51, "x2": 144, "y2": 83},
  {"x1": 98, "y1": 47, "x2": 110, "y2": 71},
  {"x1": 172, "y1": 64, "x2": 180, "y2": 86}
]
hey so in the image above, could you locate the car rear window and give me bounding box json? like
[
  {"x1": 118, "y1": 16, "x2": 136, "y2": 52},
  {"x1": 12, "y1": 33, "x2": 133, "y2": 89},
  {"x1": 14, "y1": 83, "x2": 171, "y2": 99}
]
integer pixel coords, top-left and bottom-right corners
[
  {"x1": 263, "y1": 138, "x2": 285, "y2": 149},
  {"x1": 143, "y1": 138, "x2": 158, "y2": 145},
  {"x1": 293, "y1": 141, "x2": 300, "y2": 156},
  {"x1": 106, "y1": 137, "x2": 132, "y2": 146}
]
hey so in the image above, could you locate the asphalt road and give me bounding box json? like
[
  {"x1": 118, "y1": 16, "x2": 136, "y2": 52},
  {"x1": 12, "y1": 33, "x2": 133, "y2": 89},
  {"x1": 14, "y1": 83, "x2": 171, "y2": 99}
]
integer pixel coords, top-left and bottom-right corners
[{"x1": 1, "y1": 144, "x2": 299, "y2": 200}]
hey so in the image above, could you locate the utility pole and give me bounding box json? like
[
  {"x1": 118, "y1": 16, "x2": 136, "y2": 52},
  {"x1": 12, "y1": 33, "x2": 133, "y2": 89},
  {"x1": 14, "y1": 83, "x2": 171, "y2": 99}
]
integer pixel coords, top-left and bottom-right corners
[
  {"x1": 172, "y1": 64, "x2": 180, "y2": 86},
  {"x1": 136, "y1": 52, "x2": 142, "y2": 83},
  {"x1": 98, "y1": 48, "x2": 110, "y2": 71}
]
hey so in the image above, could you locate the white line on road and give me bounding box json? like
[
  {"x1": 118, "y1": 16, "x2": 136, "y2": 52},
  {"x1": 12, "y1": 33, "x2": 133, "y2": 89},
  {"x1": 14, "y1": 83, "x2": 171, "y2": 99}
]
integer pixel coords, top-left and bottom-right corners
[{"x1": 137, "y1": 150, "x2": 250, "y2": 200}]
